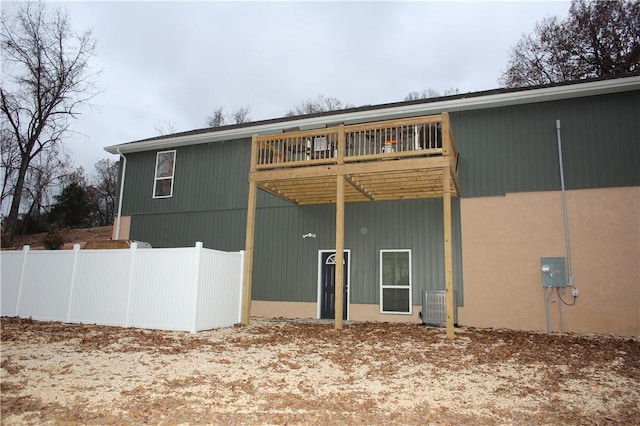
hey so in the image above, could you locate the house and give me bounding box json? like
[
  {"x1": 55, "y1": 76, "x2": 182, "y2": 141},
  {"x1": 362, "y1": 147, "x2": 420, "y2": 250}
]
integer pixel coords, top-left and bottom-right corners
[{"x1": 105, "y1": 74, "x2": 640, "y2": 337}]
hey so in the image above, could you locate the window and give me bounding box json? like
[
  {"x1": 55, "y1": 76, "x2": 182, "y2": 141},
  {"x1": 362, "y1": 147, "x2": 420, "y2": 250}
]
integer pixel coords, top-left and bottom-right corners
[
  {"x1": 153, "y1": 150, "x2": 176, "y2": 198},
  {"x1": 380, "y1": 249, "x2": 412, "y2": 314}
]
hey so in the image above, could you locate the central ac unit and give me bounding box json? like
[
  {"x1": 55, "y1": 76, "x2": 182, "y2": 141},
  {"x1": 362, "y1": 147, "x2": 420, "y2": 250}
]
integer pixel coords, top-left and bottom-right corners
[{"x1": 420, "y1": 290, "x2": 457, "y2": 326}]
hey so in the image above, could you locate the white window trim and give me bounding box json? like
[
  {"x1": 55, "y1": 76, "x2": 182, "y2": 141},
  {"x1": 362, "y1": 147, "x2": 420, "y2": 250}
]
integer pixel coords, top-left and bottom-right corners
[
  {"x1": 379, "y1": 249, "x2": 412, "y2": 315},
  {"x1": 153, "y1": 150, "x2": 176, "y2": 199}
]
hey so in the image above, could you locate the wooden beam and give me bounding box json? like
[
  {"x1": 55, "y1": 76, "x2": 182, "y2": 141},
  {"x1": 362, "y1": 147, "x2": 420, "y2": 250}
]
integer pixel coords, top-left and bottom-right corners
[
  {"x1": 256, "y1": 128, "x2": 338, "y2": 141},
  {"x1": 345, "y1": 175, "x2": 374, "y2": 201},
  {"x1": 443, "y1": 165, "x2": 455, "y2": 339},
  {"x1": 343, "y1": 114, "x2": 442, "y2": 133},
  {"x1": 241, "y1": 179, "x2": 258, "y2": 325},
  {"x1": 449, "y1": 164, "x2": 461, "y2": 199},
  {"x1": 250, "y1": 156, "x2": 449, "y2": 182},
  {"x1": 344, "y1": 149, "x2": 442, "y2": 163},
  {"x1": 334, "y1": 174, "x2": 345, "y2": 330},
  {"x1": 258, "y1": 183, "x2": 300, "y2": 205}
]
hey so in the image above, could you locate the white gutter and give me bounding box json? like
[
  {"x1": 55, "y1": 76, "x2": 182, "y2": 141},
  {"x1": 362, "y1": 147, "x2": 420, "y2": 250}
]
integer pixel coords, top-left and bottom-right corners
[
  {"x1": 104, "y1": 76, "x2": 640, "y2": 155},
  {"x1": 114, "y1": 148, "x2": 127, "y2": 240}
]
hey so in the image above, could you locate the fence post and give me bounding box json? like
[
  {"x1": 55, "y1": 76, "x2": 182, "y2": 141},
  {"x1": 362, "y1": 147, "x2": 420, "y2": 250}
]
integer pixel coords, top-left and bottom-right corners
[
  {"x1": 66, "y1": 244, "x2": 82, "y2": 322},
  {"x1": 125, "y1": 242, "x2": 138, "y2": 327},
  {"x1": 192, "y1": 241, "x2": 203, "y2": 333},
  {"x1": 15, "y1": 245, "x2": 30, "y2": 317},
  {"x1": 238, "y1": 250, "x2": 245, "y2": 324}
]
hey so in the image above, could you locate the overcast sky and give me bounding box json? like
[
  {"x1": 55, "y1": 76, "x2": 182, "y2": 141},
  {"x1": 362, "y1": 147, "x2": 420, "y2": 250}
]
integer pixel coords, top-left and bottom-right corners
[{"x1": 32, "y1": 1, "x2": 570, "y2": 174}]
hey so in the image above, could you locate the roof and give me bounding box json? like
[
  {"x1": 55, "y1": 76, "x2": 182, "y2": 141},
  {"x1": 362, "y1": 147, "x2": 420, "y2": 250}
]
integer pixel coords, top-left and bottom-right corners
[{"x1": 105, "y1": 73, "x2": 640, "y2": 155}]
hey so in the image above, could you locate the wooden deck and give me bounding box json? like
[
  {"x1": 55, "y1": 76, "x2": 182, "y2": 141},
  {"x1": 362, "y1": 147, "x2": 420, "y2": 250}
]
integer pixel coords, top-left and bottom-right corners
[
  {"x1": 249, "y1": 113, "x2": 459, "y2": 204},
  {"x1": 242, "y1": 112, "x2": 459, "y2": 337}
]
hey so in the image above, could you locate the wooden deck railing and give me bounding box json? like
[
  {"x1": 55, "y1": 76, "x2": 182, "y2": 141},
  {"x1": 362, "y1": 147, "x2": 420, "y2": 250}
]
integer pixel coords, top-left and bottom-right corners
[{"x1": 253, "y1": 113, "x2": 455, "y2": 170}]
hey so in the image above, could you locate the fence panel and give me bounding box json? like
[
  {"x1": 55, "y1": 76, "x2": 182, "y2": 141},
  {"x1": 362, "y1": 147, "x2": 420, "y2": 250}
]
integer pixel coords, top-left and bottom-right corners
[
  {"x1": 196, "y1": 249, "x2": 244, "y2": 330},
  {"x1": 68, "y1": 250, "x2": 132, "y2": 326},
  {"x1": 0, "y1": 243, "x2": 243, "y2": 332},
  {"x1": 0, "y1": 250, "x2": 26, "y2": 316},
  {"x1": 128, "y1": 248, "x2": 199, "y2": 331},
  {"x1": 18, "y1": 250, "x2": 75, "y2": 321}
]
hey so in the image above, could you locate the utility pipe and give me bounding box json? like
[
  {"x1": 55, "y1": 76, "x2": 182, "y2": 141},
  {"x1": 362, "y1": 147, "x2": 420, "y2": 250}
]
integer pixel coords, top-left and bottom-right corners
[
  {"x1": 556, "y1": 119, "x2": 574, "y2": 288},
  {"x1": 114, "y1": 148, "x2": 127, "y2": 240}
]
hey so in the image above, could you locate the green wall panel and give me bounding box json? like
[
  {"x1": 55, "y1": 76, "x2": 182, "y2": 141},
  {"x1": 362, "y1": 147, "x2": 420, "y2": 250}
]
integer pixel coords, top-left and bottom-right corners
[
  {"x1": 122, "y1": 138, "x2": 288, "y2": 215},
  {"x1": 453, "y1": 91, "x2": 640, "y2": 198},
  {"x1": 128, "y1": 198, "x2": 464, "y2": 307},
  {"x1": 249, "y1": 199, "x2": 463, "y2": 306},
  {"x1": 122, "y1": 89, "x2": 638, "y2": 311},
  {"x1": 129, "y1": 209, "x2": 246, "y2": 251}
]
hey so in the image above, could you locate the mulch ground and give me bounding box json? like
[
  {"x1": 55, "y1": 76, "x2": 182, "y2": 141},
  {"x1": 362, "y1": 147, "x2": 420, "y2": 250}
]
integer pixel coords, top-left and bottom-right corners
[{"x1": 1, "y1": 317, "x2": 638, "y2": 425}]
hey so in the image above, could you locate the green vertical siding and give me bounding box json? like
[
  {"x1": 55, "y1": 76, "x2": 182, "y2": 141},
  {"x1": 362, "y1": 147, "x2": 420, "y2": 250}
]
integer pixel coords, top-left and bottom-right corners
[
  {"x1": 129, "y1": 198, "x2": 464, "y2": 307},
  {"x1": 122, "y1": 138, "x2": 288, "y2": 215},
  {"x1": 121, "y1": 91, "x2": 638, "y2": 214},
  {"x1": 129, "y1": 209, "x2": 246, "y2": 250},
  {"x1": 249, "y1": 198, "x2": 463, "y2": 306},
  {"x1": 453, "y1": 91, "x2": 640, "y2": 198},
  {"x1": 123, "y1": 89, "x2": 637, "y2": 310}
]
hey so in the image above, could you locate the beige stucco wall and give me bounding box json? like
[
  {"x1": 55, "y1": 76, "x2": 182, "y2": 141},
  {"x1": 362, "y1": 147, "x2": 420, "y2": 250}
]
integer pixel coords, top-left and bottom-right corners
[
  {"x1": 349, "y1": 304, "x2": 423, "y2": 323},
  {"x1": 112, "y1": 215, "x2": 131, "y2": 240},
  {"x1": 251, "y1": 301, "x2": 317, "y2": 319},
  {"x1": 251, "y1": 301, "x2": 426, "y2": 324},
  {"x1": 458, "y1": 187, "x2": 639, "y2": 336}
]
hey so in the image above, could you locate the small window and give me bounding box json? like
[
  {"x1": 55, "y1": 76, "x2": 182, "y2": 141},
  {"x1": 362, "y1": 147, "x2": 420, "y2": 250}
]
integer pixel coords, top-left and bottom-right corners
[
  {"x1": 153, "y1": 150, "x2": 176, "y2": 198},
  {"x1": 380, "y1": 249, "x2": 412, "y2": 314}
]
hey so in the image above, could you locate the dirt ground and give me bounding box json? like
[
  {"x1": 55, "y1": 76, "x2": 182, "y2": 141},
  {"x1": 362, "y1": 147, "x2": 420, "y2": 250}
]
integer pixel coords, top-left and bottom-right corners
[
  {"x1": 1, "y1": 317, "x2": 638, "y2": 425},
  {"x1": 6, "y1": 226, "x2": 114, "y2": 250}
]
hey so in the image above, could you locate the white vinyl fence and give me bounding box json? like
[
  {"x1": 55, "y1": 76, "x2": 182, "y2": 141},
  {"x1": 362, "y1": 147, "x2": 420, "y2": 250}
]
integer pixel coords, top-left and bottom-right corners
[{"x1": 0, "y1": 242, "x2": 244, "y2": 332}]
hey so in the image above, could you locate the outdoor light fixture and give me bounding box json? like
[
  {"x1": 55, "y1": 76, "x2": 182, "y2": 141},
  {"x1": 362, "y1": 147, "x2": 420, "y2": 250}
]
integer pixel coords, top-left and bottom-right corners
[{"x1": 302, "y1": 233, "x2": 317, "y2": 239}]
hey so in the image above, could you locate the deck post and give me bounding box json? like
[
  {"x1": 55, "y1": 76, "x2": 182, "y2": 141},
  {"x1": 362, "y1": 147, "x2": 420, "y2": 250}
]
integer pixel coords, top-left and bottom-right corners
[
  {"x1": 241, "y1": 136, "x2": 259, "y2": 325},
  {"x1": 441, "y1": 112, "x2": 451, "y2": 156},
  {"x1": 443, "y1": 166, "x2": 455, "y2": 338},
  {"x1": 337, "y1": 124, "x2": 345, "y2": 164},
  {"x1": 334, "y1": 174, "x2": 345, "y2": 330}
]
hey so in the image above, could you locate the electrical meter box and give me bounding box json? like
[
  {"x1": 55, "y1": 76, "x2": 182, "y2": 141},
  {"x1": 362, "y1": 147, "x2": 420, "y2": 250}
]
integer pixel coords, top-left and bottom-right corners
[{"x1": 540, "y1": 257, "x2": 568, "y2": 287}]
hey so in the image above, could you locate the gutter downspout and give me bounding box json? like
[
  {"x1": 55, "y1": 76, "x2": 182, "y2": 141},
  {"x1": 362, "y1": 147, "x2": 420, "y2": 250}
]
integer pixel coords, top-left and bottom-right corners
[
  {"x1": 556, "y1": 119, "x2": 574, "y2": 288},
  {"x1": 115, "y1": 148, "x2": 127, "y2": 240}
]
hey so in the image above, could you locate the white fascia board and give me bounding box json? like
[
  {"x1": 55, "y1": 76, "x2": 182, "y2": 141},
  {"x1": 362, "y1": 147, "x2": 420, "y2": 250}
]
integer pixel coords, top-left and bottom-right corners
[{"x1": 105, "y1": 76, "x2": 640, "y2": 155}]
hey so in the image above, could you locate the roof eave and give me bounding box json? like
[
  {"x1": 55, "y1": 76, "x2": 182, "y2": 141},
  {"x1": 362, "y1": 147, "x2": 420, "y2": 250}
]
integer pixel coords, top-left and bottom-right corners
[{"x1": 104, "y1": 75, "x2": 640, "y2": 155}]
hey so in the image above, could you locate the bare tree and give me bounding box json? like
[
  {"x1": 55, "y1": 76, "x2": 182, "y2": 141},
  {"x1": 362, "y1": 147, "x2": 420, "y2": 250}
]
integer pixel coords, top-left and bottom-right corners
[
  {"x1": 206, "y1": 106, "x2": 226, "y2": 127},
  {"x1": 1, "y1": 126, "x2": 19, "y2": 208},
  {"x1": 20, "y1": 145, "x2": 71, "y2": 230},
  {"x1": 207, "y1": 105, "x2": 251, "y2": 127},
  {"x1": 285, "y1": 95, "x2": 354, "y2": 117},
  {"x1": 91, "y1": 158, "x2": 117, "y2": 226},
  {"x1": 153, "y1": 119, "x2": 178, "y2": 136},
  {"x1": 1, "y1": 2, "x2": 98, "y2": 245},
  {"x1": 231, "y1": 106, "x2": 251, "y2": 124},
  {"x1": 404, "y1": 88, "x2": 460, "y2": 101},
  {"x1": 500, "y1": 0, "x2": 640, "y2": 87}
]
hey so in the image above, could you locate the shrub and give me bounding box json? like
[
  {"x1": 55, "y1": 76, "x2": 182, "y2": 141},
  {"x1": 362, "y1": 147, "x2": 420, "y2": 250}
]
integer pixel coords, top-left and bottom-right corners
[{"x1": 43, "y1": 229, "x2": 65, "y2": 250}]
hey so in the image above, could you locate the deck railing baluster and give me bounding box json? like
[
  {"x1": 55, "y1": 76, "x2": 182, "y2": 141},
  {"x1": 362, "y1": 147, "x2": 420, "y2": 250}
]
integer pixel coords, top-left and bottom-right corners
[{"x1": 252, "y1": 113, "x2": 452, "y2": 169}]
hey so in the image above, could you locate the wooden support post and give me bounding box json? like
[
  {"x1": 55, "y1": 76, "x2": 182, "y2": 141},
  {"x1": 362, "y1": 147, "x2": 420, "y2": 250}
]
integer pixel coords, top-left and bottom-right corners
[
  {"x1": 441, "y1": 112, "x2": 451, "y2": 156},
  {"x1": 241, "y1": 136, "x2": 259, "y2": 325},
  {"x1": 337, "y1": 124, "x2": 345, "y2": 164},
  {"x1": 334, "y1": 174, "x2": 345, "y2": 330},
  {"x1": 443, "y1": 166, "x2": 455, "y2": 339},
  {"x1": 241, "y1": 181, "x2": 257, "y2": 325}
]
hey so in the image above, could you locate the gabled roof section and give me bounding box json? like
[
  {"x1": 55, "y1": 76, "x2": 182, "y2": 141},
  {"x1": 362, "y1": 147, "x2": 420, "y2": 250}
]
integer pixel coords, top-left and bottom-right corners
[{"x1": 105, "y1": 73, "x2": 640, "y2": 154}]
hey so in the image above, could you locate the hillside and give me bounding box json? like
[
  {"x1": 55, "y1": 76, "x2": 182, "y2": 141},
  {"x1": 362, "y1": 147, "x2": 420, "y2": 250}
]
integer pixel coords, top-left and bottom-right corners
[{"x1": 5, "y1": 226, "x2": 114, "y2": 250}]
